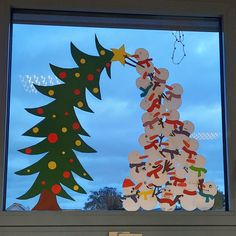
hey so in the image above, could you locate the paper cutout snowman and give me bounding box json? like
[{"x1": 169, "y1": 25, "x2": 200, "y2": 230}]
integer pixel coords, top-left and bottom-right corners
[
  {"x1": 159, "y1": 139, "x2": 180, "y2": 161},
  {"x1": 122, "y1": 178, "x2": 141, "y2": 211},
  {"x1": 128, "y1": 151, "x2": 148, "y2": 183},
  {"x1": 138, "y1": 133, "x2": 160, "y2": 157},
  {"x1": 140, "y1": 93, "x2": 161, "y2": 112},
  {"x1": 145, "y1": 159, "x2": 168, "y2": 187},
  {"x1": 151, "y1": 68, "x2": 169, "y2": 98},
  {"x1": 162, "y1": 110, "x2": 183, "y2": 138},
  {"x1": 187, "y1": 155, "x2": 207, "y2": 183},
  {"x1": 138, "y1": 182, "x2": 158, "y2": 210},
  {"x1": 157, "y1": 186, "x2": 180, "y2": 211},
  {"x1": 164, "y1": 83, "x2": 183, "y2": 111},
  {"x1": 180, "y1": 181, "x2": 198, "y2": 211},
  {"x1": 133, "y1": 48, "x2": 155, "y2": 79},
  {"x1": 169, "y1": 120, "x2": 195, "y2": 149},
  {"x1": 142, "y1": 105, "x2": 166, "y2": 135},
  {"x1": 170, "y1": 166, "x2": 187, "y2": 195},
  {"x1": 181, "y1": 138, "x2": 199, "y2": 164},
  {"x1": 196, "y1": 182, "x2": 217, "y2": 211}
]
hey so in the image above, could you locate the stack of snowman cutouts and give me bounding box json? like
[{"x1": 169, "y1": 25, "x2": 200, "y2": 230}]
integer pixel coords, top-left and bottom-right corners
[{"x1": 121, "y1": 48, "x2": 217, "y2": 212}]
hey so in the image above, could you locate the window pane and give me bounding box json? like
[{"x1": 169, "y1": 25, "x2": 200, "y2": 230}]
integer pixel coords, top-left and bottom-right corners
[{"x1": 5, "y1": 24, "x2": 225, "y2": 211}]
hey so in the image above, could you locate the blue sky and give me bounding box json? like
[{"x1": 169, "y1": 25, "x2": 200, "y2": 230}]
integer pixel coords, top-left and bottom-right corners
[{"x1": 6, "y1": 24, "x2": 224, "y2": 210}]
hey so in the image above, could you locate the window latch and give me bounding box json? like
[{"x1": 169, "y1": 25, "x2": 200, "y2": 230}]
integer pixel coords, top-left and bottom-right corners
[{"x1": 109, "y1": 232, "x2": 143, "y2": 236}]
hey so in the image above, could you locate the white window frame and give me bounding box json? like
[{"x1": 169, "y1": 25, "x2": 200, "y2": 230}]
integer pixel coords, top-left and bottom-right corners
[{"x1": 0, "y1": 0, "x2": 236, "y2": 233}]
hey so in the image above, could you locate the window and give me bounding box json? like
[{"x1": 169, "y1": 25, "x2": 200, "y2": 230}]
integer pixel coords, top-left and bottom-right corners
[
  {"x1": 0, "y1": 1, "x2": 236, "y2": 233},
  {"x1": 6, "y1": 23, "x2": 226, "y2": 212}
]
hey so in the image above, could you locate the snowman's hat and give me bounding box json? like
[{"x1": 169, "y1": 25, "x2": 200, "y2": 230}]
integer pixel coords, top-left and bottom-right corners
[{"x1": 122, "y1": 178, "x2": 135, "y2": 188}]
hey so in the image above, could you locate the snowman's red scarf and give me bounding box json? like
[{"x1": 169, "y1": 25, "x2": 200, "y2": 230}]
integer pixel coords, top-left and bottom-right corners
[
  {"x1": 147, "y1": 98, "x2": 160, "y2": 112},
  {"x1": 166, "y1": 91, "x2": 181, "y2": 101},
  {"x1": 143, "y1": 115, "x2": 160, "y2": 129},
  {"x1": 158, "y1": 198, "x2": 176, "y2": 206},
  {"x1": 144, "y1": 140, "x2": 159, "y2": 150},
  {"x1": 129, "y1": 162, "x2": 146, "y2": 173},
  {"x1": 146, "y1": 165, "x2": 163, "y2": 178},
  {"x1": 182, "y1": 146, "x2": 197, "y2": 159},
  {"x1": 170, "y1": 176, "x2": 187, "y2": 187},
  {"x1": 183, "y1": 189, "x2": 197, "y2": 196},
  {"x1": 165, "y1": 119, "x2": 184, "y2": 129},
  {"x1": 138, "y1": 58, "x2": 153, "y2": 67}
]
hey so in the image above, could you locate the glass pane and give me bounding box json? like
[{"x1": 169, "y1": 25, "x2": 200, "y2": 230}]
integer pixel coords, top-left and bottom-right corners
[{"x1": 5, "y1": 23, "x2": 225, "y2": 211}]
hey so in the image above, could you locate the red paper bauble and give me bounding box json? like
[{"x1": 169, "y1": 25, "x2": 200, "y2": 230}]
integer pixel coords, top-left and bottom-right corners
[
  {"x1": 59, "y1": 71, "x2": 67, "y2": 79},
  {"x1": 47, "y1": 133, "x2": 58, "y2": 143},
  {"x1": 87, "y1": 74, "x2": 94, "y2": 81},
  {"x1": 51, "y1": 184, "x2": 61, "y2": 194}
]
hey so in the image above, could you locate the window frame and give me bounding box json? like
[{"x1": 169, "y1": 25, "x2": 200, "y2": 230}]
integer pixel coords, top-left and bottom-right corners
[{"x1": 0, "y1": 0, "x2": 236, "y2": 228}]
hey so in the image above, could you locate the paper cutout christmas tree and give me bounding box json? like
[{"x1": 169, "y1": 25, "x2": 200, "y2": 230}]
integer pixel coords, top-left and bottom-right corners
[
  {"x1": 122, "y1": 48, "x2": 217, "y2": 212},
  {"x1": 16, "y1": 36, "x2": 127, "y2": 210}
]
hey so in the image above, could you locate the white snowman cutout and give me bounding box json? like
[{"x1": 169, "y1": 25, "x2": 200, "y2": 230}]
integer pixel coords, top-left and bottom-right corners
[
  {"x1": 196, "y1": 182, "x2": 217, "y2": 211},
  {"x1": 140, "y1": 92, "x2": 161, "y2": 113},
  {"x1": 128, "y1": 151, "x2": 148, "y2": 183},
  {"x1": 180, "y1": 181, "x2": 198, "y2": 211},
  {"x1": 162, "y1": 110, "x2": 183, "y2": 138},
  {"x1": 158, "y1": 186, "x2": 179, "y2": 211},
  {"x1": 180, "y1": 138, "x2": 199, "y2": 166},
  {"x1": 159, "y1": 139, "x2": 180, "y2": 161},
  {"x1": 187, "y1": 155, "x2": 207, "y2": 184},
  {"x1": 122, "y1": 178, "x2": 141, "y2": 211},
  {"x1": 164, "y1": 83, "x2": 183, "y2": 111},
  {"x1": 138, "y1": 182, "x2": 158, "y2": 210},
  {"x1": 145, "y1": 159, "x2": 168, "y2": 187},
  {"x1": 142, "y1": 105, "x2": 166, "y2": 135},
  {"x1": 136, "y1": 76, "x2": 151, "y2": 90},
  {"x1": 151, "y1": 68, "x2": 169, "y2": 98},
  {"x1": 138, "y1": 133, "x2": 159, "y2": 158},
  {"x1": 169, "y1": 120, "x2": 195, "y2": 149},
  {"x1": 133, "y1": 48, "x2": 155, "y2": 79},
  {"x1": 170, "y1": 166, "x2": 187, "y2": 195}
]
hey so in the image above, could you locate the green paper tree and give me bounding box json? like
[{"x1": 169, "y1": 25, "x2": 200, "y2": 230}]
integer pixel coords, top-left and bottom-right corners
[{"x1": 15, "y1": 36, "x2": 125, "y2": 210}]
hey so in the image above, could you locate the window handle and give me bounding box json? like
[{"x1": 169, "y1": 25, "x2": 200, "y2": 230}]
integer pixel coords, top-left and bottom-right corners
[{"x1": 109, "y1": 232, "x2": 143, "y2": 236}]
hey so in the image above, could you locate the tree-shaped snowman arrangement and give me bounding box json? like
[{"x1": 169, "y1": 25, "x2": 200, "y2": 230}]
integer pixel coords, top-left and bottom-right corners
[{"x1": 122, "y1": 48, "x2": 217, "y2": 211}]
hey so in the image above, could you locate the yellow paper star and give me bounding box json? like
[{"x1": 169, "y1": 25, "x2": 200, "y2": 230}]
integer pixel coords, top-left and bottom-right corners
[{"x1": 111, "y1": 45, "x2": 129, "y2": 65}]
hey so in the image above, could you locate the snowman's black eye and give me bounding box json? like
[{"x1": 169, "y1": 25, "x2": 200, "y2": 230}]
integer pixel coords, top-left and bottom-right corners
[
  {"x1": 168, "y1": 189, "x2": 171, "y2": 192},
  {"x1": 145, "y1": 135, "x2": 148, "y2": 138},
  {"x1": 209, "y1": 184, "x2": 212, "y2": 188},
  {"x1": 149, "y1": 163, "x2": 152, "y2": 166}
]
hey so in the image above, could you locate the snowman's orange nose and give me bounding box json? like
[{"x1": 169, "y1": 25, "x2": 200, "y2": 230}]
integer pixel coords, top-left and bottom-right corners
[
  {"x1": 164, "y1": 192, "x2": 173, "y2": 197},
  {"x1": 134, "y1": 182, "x2": 142, "y2": 190},
  {"x1": 187, "y1": 158, "x2": 195, "y2": 164}
]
